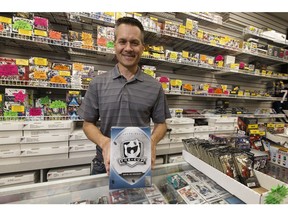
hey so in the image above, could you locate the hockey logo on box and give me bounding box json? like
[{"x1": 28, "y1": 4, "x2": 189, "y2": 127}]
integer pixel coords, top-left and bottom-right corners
[{"x1": 109, "y1": 127, "x2": 151, "y2": 190}]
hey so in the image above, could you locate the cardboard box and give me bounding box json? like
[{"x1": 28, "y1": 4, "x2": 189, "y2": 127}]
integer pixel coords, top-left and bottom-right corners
[
  {"x1": 69, "y1": 129, "x2": 87, "y2": 140},
  {"x1": 20, "y1": 134, "x2": 69, "y2": 143},
  {"x1": 0, "y1": 136, "x2": 21, "y2": 145},
  {"x1": 0, "y1": 130, "x2": 22, "y2": 137},
  {"x1": 0, "y1": 122, "x2": 24, "y2": 131},
  {"x1": 0, "y1": 171, "x2": 37, "y2": 186},
  {"x1": 23, "y1": 120, "x2": 73, "y2": 130},
  {"x1": 68, "y1": 151, "x2": 95, "y2": 159},
  {"x1": 0, "y1": 157, "x2": 21, "y2": 165},
  {"x1": 23, "y1": 129, "x2": 71, "y2": 136},
  {"x1": 20, "y1": 153, "x2": 68, "y2": 163},
  {"x1": 182, "y1": 150, "x2": 288, "y2": 204},
  {"x1": 69, "y1": 142, "x2": 96, "y2": 152},
  {"x1": 47, "y1": 165, "x2": 90, "y2": 180},
  {"x1": 0, "y1": 144, "x2": 21, "y2": 158}
]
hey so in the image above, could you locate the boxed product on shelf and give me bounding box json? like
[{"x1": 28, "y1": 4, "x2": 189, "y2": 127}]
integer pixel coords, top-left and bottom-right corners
[
  {"x1": 199, "y1": 54, "x2": 215, "y2": 67},
  {"x1": 0, "y1": 171, "x2": 38, "y2": 187},
  {"x1": 20, "y1": 153, "x2": 68, "y2": 163},
  {"x1": 48, "y1": 62, "x2": 72, "y2": 86},
  {"x1": 72, "y1": 63, "x2": 95, "y2": 87},
  {"x1": 4, "y1": 88, "x2": 28, "y2": 117},
  {"x1": 69, "y1": 139, "x2": 96, "y2": 152},
  {"x1": 23, "y1": 120, "x2": 73, "y2": 130},
  {"x1": 66, "y1": 90, "x2": 81, "y2": 119},
  {"x1": 47, "y1": 165, "x2": 91, "y2": 181},
  {"x1": 12, "y1": 16, "x2": 34, "y2": 36},
  {"x1": 165, "y1": 50, "x2": 181, "y2": 62},
  {"x1": 21, "y1": 134, "x2": 69, "y2": 143},
  {"x1": 96, "y1": 25, "x2": 114, "y2": 50},
  {"x1": 33, "y1": 16, "x2": 48, "y2": 31},
  {"x1": 20, "y1": 141, "x2": 69, "y2": 157},
  {"x1": 185, "y1": 18, "x2": 198, "y2": 39},
  {"x1": 141, "y1": 65, "x2": 156, "y2": 78},
  {"x1": 0, "y1": 16, "x2": 12, "y2": 34},
  {"x1": 0, "y1": 136, "x2": 21, "y2": 145},
  {"x1": 68, "y1": 150, "x2": 95, "y2": 159},
  {"x1": 170, "y1": 79, "x2": 182, "y2": 94},
  {"x1": 69, "y1": 129, "x2": 87, "y2": 140},
  {"x1": 0, "y1": 144, "x2": 21, "y2": 158},
  {"x1": 163, "y1": 20, "x2": 179, "y2": 36},
  {"x1": 156, "y1": 76, "x2": 170, "y2": 93}
]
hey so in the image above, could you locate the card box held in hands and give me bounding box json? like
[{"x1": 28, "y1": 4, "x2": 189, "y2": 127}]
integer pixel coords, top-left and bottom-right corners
[{"x1": 109, "y1": 127, "x2": 152, "y2": 190}]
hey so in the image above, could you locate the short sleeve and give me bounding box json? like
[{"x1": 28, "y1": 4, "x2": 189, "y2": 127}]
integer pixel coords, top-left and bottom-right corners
[{"x1": 151, "y1": 87, "x2": 171, "y2": 123}]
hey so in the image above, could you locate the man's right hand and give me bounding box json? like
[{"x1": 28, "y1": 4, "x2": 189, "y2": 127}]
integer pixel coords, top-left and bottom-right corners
[{"x1": 101, "y1": 137, "x2": 111, "y2": 175}]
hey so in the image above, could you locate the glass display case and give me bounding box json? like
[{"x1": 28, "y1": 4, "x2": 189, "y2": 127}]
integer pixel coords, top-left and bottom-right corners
[{"x1": 0, "y1": 161, "x2": 243, "y2": 204}]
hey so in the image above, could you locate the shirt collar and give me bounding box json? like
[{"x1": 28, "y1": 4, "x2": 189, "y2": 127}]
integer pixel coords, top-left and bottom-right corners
[{"x1": 112, "y1": 65, "x2": 144, "y2": 82}]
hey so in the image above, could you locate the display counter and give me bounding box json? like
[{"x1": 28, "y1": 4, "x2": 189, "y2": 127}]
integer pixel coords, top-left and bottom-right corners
[{"x1": 0, "y1": 160, "x2": 241, "y2": 204}]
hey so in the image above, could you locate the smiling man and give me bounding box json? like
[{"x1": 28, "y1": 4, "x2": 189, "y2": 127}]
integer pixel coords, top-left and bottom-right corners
[{"x1": 78, "y1": 17, "x2": 171, "y2": 175}]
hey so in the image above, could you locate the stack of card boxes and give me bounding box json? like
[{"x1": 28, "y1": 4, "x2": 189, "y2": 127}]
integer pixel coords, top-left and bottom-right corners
[
  {"x1": 207, "y1": 116, "x2": 237, "y2": 134},
  {"x1": 20, "y1": 120, "x2": 73, "y2": 162},
  {"x1": 0, "y1": 171, "x2": 38, "y2": 189},
  {"x1": 0, "y1": 121, "x2": 23, "y2": 165},
  {"x1": 166, "y1": 117, "x2": 195, "y2": 153},
  {"x1": 46, "y1": 165, "x2": 91, "y2": 181},
  {"x1": 68, "y1": 129, "x2": 96, "y2": 159}
]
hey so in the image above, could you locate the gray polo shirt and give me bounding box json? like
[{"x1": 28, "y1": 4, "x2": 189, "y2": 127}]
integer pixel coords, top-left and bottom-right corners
[{"x1": 78, "y1": 65, "x2": 171, "y2": 138}]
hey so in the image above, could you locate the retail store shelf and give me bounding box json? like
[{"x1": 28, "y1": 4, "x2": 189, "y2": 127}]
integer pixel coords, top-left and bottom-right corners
[
  {"x1": 175, "y1": 12, "x2": 223, "y2": 27},
  {"x1": 166, "y1": 92, "x2": 284, "y2": 101},
  {"x1": 212, "y1": 68, "x2": 288, "y2": 81},
  {"x1": 64, "y1": 13, "x2": 288, "y2": 66},
  {"x1": 243, "y1": 28, "x2": 288, "y2": 46},
  {"x1": 0, "y1": 157, "x2": 93, "y2": 175}
]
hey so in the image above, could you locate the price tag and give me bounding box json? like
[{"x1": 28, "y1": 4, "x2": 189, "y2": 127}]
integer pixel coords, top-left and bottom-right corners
[
  {"x1": 275, "y1": 123, "x2": 284, "y2": 128},
  {"x1": 169, "y1": 52, "x2": 178, "y2": 60},
  {"x1": 12, "y1": 105, "x2": 25, "y2": 112},
  {"x1": 182, "y1": 51, "x2": 189, "y2": 58},
  {"x1": 266, "y1": 123, "x2": 275, "y2": 128},
  {"x1": 34, "y1": 58, "x2": 48, "y2": 66},
  {"x1": 59, "y1": 71, "x2": 71, "y2": 77},
  {"x1": 69, "y1": 91, "x2": 80, "y2": 95},
  {"x1": 104, "y1": 12, "x2": 114, "y2": 16},
  {"x1": 150, "y1": 17, "x2": 158, "y2": 21},
  {"x1": 210, "y1": 40, "x2": 217, "y2": 46},
  {"x1": 197, "y1": 31, "x2": 203, "y2": 39},
  {"x1": 248, "y1": 124, "x2": 258, "y2": 129},
  {"x1": 16, "y1": 59, "x2": 29, "y2": 66},
  {"x1": 133, "y1": 13, "x2": 142, "y2": 17},
  {"x1": 34, "y1": 29, "x2": 47, "y2": 37},
  {"x1": 259, "y1": 131, "x2": 266, "y2": 136},
  {"x1": 0, "y1": 16, "x2": 12, "y2": 24},
  {"x1": 152, "y1": 53, "x2": 161, "y2": 59},
  {"x1": 73, "y1": 63, "x2": 83, "y2": 71},
  {"x1": 18, "y1": 29, "x2": 32, "y2": 36},
  {"x1": 186, "y1": 19, "x2": 192, "y2": 30},
  {"x1": 208, "y1": 58, "x2": 214, "y2": 65},
  {"x1": 0, "y1": 94, "x2": 2, "y2": 102},
  {"x1": 261, "y1": 70, "x2": 266, "y2": 75},
  {"x1": 250, "y1": 129, "x2": 260, "y2": 134},
  {"x1": 178, "y1": 25, "x2": 186, "y2": 34},
  {"x1": 34, "y1": 71, "x2": 47, "y2": 80}
]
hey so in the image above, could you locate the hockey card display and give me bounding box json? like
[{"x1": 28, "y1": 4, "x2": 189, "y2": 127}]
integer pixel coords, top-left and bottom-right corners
[{"x1": 109, "y1": 127, "x2": 151, "y2": 189}]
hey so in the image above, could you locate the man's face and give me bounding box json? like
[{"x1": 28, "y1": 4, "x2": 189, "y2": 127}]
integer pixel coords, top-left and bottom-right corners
[{"x1": 115, "y1": 24, "x2": 144, "y2": 70}]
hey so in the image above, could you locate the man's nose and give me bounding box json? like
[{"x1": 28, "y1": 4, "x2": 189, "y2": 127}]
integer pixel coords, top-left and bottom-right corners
[{"x1": 124, "y1": 42, "x2": 133, "y2": 51}]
